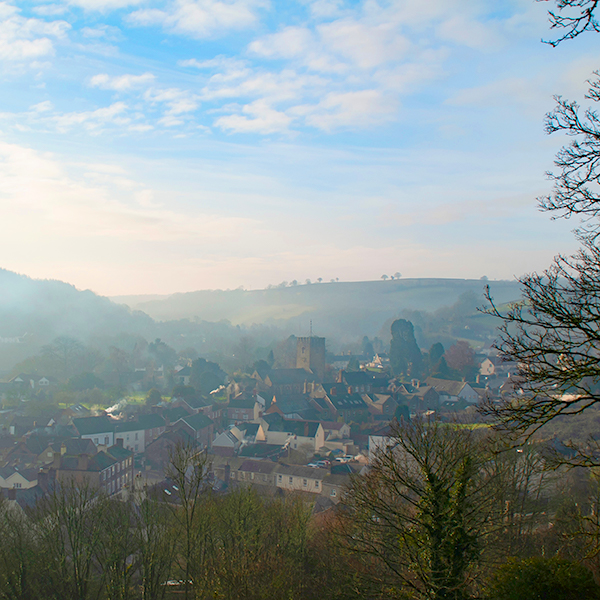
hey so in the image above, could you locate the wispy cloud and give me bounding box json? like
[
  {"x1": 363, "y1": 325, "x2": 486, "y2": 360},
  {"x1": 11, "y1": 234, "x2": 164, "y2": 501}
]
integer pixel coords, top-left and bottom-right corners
[
  {"x1": 90, "y1": 72, "x2": 155, "y2": 91},
  {"x1": 127, "y1": 0, "x2": 268, "y2": 39}
]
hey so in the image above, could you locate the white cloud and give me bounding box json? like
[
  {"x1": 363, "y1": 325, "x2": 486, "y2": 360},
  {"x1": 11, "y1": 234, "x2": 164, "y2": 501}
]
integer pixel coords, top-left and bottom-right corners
[
  {"x1": 298, "y1": 90, "x2": 398, "y2": 131},
  {"x1": 90, "y1": 72, "x2": 155, "y2": 91},
  {"x1": 299, "y1": 0, "x2": 343, "y2": 19},
  {"x1": 202, "y1": 68, "x2": 326, "y2": 103},
  {"x1": 64, "y1": 0, "x2": 145, "y2": 10},
  {"x1": 249, "y1": 26, "x2": 313, "y2": 60},
  {"x1": 80, "y1": 24, "x2": 121, "y2": 39},
  {"x1": 144, "y1": 87, "x2": 199, "y2": 117},
  {"x1": 0, "y1": 2, "x2": 70, "y2": 61},
  {"x1": 32, "y1": 4, "x2": 68, "y2": 16},
  {"x1": 127, "y1": 0, "x2": 267, "y2": 39},
  {"x1": 318, "y1": 19, "x2": 410, "y2": 70},
  {"x1": 214, "y1": 99, "x2": 291, "y2": 133},
  {"x1": 437, "y1": 15, "x2": 502, "y2": 49},
  {"x1": 52, "y1": 102, "x2": 130, "y2": 132},
  {"x1": 30, "y1": 100, "x2": 53, "y2": 112}
]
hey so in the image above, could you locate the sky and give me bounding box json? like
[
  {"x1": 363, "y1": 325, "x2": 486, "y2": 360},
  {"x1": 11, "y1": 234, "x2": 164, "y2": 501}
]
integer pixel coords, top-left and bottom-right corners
[{"x1": 0, "y1": 0, "x2": 598, "y2": 296}]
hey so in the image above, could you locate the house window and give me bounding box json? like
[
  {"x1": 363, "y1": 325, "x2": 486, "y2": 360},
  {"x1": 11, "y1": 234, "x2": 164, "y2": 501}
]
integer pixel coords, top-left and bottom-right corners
[
  {"x1": 303, "y1": 479, "x2": 307, "y2": 487},
  {"x1": 250, "y1": 473, "x2": 254, "y2": 480},
  {"x1": 315, "y1": 481, "x2": 319, "y2": 489},
  {"x1": 94, "y1": 438, "x2": 99, "y2": 445},
  {"x1": 104, "y1": 436, "x2": 109, "y2": 445},
  {"x1": 243, "y1": 414, "x2": 249, "y2": 420},
  {"x1": 135, "y1": 432, "x2": 138, "y2": 440},
  {"x1": 263, "y1": 474, "x2": 267, "y2": 482},
  {"x1": 14, "y1": 483, "x2": 21, "y2": 489},
  {"x1": 278, "y1": 475, "x2": 282, "y2": 483},
  {"x1": 330, "y1": 489, "x2": 337, "y2": 497},
  {"x1": 289, "y1": 477, "x2": 293, "y2": 485}
]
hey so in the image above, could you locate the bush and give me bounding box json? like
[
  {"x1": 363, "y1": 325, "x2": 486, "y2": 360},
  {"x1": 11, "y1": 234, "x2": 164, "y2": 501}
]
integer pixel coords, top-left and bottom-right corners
[{"x1": 487, "y1": 556, "x2": 600, "y2": 600}]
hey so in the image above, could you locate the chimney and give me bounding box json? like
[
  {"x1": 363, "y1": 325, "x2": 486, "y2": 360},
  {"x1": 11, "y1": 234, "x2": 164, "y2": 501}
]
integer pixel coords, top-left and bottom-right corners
[
  {"x1": 61, "y1": 442, "x2": 67, "y2": 455},
  {"x1": 38, "y1": 470, "x2": 48, "y2": 489},
  {"x1": 77, "y1": 455, "x2": 89, "y2": 471}
]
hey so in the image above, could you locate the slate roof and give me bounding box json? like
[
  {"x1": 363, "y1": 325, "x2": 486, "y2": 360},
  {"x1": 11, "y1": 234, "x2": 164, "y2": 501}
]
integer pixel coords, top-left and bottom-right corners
[
  {"x1": 267, "y1": 420, "x2": 321, "y2": 438},
  {"x1": 182, "y1": 396, "x2": 212, "y2": 410},
  {"x1": 0, "y1": 465, "x2": 38, "y2": 481},
  {"x1": 115, "y1": 413, "x2": 166, "y2": 433},
  {"x1": 238, "y1": 460, "x2": 277, "y2": 474},
  {"x1": 162, "y1": 406, "x2": 191, "y2": 424},
  {"x1": 266, "y1": 368, "x2": 316, "y2": 385},
  {"x1": 425, "y1": 378, "x2": 469, "y2": 396},
  {"x1": 274, "y1": 464, "x2": 328, "y2": 479},
  {"x1": 238, "y1": 444, "x2": 283, "y2": 458},
  {"x1": 235, "y1": 422, "x2": 260, "y2": 437},
  {"x1": 229, "y1": 396, "x2": 258, "y2": 410},
  {"x1": 270, "y1": 393, "x2": 311, "y2": 415},
  {"x1": 328, "y1": 394, "x2": 368, "y2": 411},
  {"x1": 107, "y1": 444, "x2": 133, "y2": 461},
  {"x1": 178, "y1": 413, "x2": 214, "y2": 432},
  {"x1": 73, "y1": 416, "x2": 115, "y2": 436}
]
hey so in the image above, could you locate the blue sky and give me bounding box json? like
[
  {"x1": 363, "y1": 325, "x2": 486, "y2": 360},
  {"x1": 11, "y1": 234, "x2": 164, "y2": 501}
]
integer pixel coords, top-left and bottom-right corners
[{"x1": 0, "y1": 0, "x2": 598, "y2": 295}]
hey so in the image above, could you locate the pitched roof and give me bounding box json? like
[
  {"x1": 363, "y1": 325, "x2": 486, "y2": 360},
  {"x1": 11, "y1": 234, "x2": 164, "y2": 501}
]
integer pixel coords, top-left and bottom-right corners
[
  {"x1": 238, "y1": 460, "x2": 277, "y2": 474},
  {"x1": 178, "y1": 413, "x2": 214, "y2": 431},
  {"x1": 235, "y1": 422, "x2": 260, "y2": 436},
  {"x1": 425, "y1": 378, "x2": 468, "y2": 396},
  {"x1": 0, "y1": 465, "x2": 38, "y2": 481},
  {"x1": 327, "y1": 394, "x2": 368, "y2": 411},
  {"x1": 274, "y1": 464, "x2": 328, "y2": 479},
  {"x1": 73, "y1": 416, "x2": 115, "y2": 436},
  {"x1": 115, "y1": 413, "x2": 166, "y2": 433},
  {"x1": 162, "y1": 406, "x2": 191, "y2": 423},
  {"x1": 267, "y1": 419, "x2": 321, "y2": 438},
  {"x1": 107, "y1": 444, "x2": 133, "y2": 461},
  {"x1": 267, "y1": 368, "x2": 316, "y2": 385},
  {"x1": 229, "y1": 396, "x2": 258, "y2": 410}
]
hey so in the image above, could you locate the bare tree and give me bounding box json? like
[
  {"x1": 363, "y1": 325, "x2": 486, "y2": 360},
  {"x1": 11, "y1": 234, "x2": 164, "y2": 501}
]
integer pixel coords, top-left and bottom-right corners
[
  {"x1": 544, "y1": 0, "x2": 600, "y2": 46},
  {"x1": 482, "y1": 75, "x2": 600, "y2": 463},
  {"x1": 165, "y1": 443, "x2": 213, "y2": 600},
  {"x1": 34, "y1": 481, "x2": 105, "y2": 600},
  {"x1": 343, "y1": 417, "x2": 496, "y2": 600},
  {"x1": 134, "y1": 494, "x2": 177, "y2": 600}
]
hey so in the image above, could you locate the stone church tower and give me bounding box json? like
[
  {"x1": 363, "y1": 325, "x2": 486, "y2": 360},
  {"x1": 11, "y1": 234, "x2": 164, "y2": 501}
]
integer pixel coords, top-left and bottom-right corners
[{"x1": 296, "y1": 336, "x2": 326, "y2": 381}]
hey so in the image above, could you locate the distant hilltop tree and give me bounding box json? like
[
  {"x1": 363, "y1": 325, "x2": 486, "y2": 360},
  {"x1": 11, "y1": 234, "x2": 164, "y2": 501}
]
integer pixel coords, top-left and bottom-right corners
[
  {"x1": 394, "y1": 272, "x2": 401, "y2": 279},
  {"x1": 381, "y1": 274, "x2": 388, "y2": 281}
]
